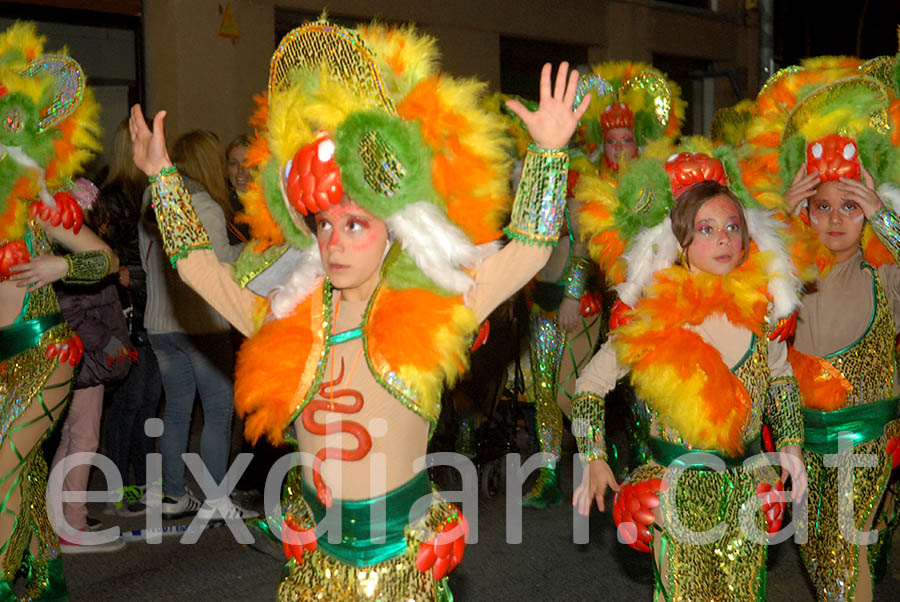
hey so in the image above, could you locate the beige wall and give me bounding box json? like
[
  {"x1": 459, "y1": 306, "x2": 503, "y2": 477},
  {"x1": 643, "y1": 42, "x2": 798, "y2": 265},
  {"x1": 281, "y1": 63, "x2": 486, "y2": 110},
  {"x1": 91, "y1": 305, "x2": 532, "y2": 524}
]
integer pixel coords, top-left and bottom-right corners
[
  {"x1": 144, "y1": 0, "x2": 272, "y2": 146},
  {"x1": 143, "y1": 0, "x2": 760, "y2": 140}
]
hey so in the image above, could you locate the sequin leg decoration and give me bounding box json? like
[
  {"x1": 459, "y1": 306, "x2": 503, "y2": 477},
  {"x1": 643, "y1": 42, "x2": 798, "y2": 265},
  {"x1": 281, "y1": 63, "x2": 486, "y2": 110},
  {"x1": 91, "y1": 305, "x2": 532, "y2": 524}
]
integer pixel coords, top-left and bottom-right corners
[
  {"x1": 570, "y1": 392, "x2": 606, "y2": 464},
  {"x1": 504, "y1": 145, "x2": 569, "y2": 246},
  {"x1": 766, "y1": 376, "x2": 804, "y2": 450},
  {"x1": 562, "y1": 256, "x2": 591, "y2": 300},
  {"x1": 799, "y1": 419, "x2": 900, "y2": 601},
  {"x1": 636, "y1": 459, "x2": 776, "y2": 602},
  {"x1": 528, "y1": 313, "x2": 565, "y2": 466},
  {"x1": 149, "y1": 170, "x2": 213, "y2": 267},
  {"x1": 869, "y1": 206, "x2": 900, "y2": 263}
]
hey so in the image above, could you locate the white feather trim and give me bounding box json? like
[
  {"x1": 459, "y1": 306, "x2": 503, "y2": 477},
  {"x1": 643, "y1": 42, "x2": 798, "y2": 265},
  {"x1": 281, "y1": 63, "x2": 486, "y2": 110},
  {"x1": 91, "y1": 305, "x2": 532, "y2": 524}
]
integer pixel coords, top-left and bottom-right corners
[
  {"x1": 744, "y1": 208, "x2": 802, "y2": 319},
  {"x1": 268, "y1": 245, "x2": 325, "y2": 319},
  {"x1": 386, "y1": 201, "x2": 485, "y2": 294},
  {"x1": 615, "y1": 217, "x2": 679, "y2": 306},
  {"x1": 877, "y1": 182, "x2": 900, "y2": 214}
]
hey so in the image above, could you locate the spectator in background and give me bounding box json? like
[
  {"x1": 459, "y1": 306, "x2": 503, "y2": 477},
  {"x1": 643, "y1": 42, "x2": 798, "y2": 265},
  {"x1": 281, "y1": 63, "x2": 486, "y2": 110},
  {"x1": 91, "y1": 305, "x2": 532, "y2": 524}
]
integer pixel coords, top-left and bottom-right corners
[
  {"x1": 140, "y1": 129, "x2": 255, "y2": 521},
  {"x1": 101, "y1": 119, "x2": 163, "y2": 516},
  {"x1": 225, "y1": 135, "x2": 251, "y2": 244},
  {"x1": 50, "y1": 180, "x2": 130, "y2": 554}
]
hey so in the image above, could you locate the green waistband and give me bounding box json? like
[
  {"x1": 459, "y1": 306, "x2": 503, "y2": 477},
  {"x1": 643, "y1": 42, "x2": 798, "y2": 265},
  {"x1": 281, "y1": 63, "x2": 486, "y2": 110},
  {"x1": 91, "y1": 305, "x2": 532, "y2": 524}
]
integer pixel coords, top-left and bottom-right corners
[
  {"x1": 802, "y1": 397, "x2": 899, "y2": 455},
  {"x1": 301, "y1": 471, "x2": 431, "y2": 567},
  {"x1": 0, "y1": 313, "x2": 62, "y2": 362},
  {"x1": 650, "y1": 436, "x2": 763, "y2": 470}
]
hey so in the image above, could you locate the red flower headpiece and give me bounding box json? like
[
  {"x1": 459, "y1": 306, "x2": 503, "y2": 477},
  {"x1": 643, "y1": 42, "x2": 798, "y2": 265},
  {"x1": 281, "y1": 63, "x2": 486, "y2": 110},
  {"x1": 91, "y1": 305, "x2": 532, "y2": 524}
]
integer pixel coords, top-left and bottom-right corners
[
  {"x1": 283, "y1": 135, "x2": 343, "y2": 215},
  {"x1": 601, "y1": 103, "x2": 635, "y2": 132},
  {"x1": 664, "y1": 152, "x2": 727, "y2": 200},
  {"x1": 806, "y1": 133, "x2": 860, "y2": 182}
]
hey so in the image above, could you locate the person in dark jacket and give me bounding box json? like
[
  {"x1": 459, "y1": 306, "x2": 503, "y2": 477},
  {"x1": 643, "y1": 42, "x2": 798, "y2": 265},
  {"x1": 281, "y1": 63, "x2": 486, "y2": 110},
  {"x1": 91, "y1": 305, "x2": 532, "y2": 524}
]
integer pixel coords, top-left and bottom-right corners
[
  {"x1": 49, "y1": 180, "x2": 129, "y2": 554},
  {"x1": 100, "y1": 119, "x2": 164, "y2": 516}
]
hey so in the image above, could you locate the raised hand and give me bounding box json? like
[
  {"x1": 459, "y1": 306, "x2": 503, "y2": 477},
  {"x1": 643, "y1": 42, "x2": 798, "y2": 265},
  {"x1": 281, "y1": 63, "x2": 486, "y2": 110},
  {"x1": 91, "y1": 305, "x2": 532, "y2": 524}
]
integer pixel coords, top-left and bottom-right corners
[
  {"x1": 784, "y1": 163, "x2": 820, "y2": 213},
  {"x1": 505, "y1": 62, "x2": 591, "y2": 151},
  {"x1": 129, "y1": 103, "x2": 173, "y2": 178},
  {"x1": 838, "y1": 165, "x2": 883, "y2": 219}
]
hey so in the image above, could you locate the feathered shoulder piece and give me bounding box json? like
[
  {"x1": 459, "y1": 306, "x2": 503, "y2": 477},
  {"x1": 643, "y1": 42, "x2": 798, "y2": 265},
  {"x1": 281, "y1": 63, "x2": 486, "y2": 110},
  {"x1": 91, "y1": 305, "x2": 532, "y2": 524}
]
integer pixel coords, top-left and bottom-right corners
[{"x1": 0, "y1": 22, "x2": 101, "y2": 243}]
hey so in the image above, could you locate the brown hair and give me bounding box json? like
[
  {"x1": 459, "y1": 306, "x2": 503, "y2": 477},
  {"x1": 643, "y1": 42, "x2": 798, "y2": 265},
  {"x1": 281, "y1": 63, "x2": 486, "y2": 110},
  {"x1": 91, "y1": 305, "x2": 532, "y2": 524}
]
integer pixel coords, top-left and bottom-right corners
[
  {"x1": 225, "y1": 134, "x2": 250, "y2": 158},
  {"x1": 171, "y1": 130, "x2": 232, "y2": 221},
  {"x1": 102, "y1": 118, "x2": 145, "y2": 200},
  {"x1": 669, "y1": 181, "x2": 750, "y2": 268}
]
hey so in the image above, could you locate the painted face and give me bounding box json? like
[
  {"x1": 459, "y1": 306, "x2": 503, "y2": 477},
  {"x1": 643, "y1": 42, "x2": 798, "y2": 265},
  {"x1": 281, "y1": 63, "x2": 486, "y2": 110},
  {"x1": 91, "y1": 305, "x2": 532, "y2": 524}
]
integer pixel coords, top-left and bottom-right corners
[
  {"x1": 807, "y1": 180, "x2": 864, "y2": 262},
  {"x1": 315, "y1": 197, "x2": 389, "y2": 300},
  {"x1": 603, "y1": 127, "x2": 638, "y2": 169},
  {"x1": 227, "y1": 145, "x2": 250, "y2": 192},
  {"x1": 685, "y1": 194, "x2": 744, "y2": 276}
]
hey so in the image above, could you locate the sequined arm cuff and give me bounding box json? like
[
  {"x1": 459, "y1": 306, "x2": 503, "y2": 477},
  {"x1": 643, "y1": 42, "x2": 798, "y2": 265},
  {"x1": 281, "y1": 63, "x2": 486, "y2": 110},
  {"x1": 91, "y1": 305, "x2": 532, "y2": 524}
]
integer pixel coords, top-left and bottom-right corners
[
  {"x1": 150, "y1": 170, "x2": 213, "y2": 268},
  {"x1": 571, "y1": 392, "x2": 607, "y2": 464},
  {"x1": 62, "y1": 250, "x2": 112, "y2": 283},
  {"x1": 562, "y1": 256, "x2": 591, "y2": 299},
  {"x1": 504, "y1": 145, "x2": 569, "y2": 246},
  {"x1": 870, "y1": 206, "x2": 900, "y2": 263},
  {"x1": 767, "y1": 376, "x2": 804, "y2": 450}
]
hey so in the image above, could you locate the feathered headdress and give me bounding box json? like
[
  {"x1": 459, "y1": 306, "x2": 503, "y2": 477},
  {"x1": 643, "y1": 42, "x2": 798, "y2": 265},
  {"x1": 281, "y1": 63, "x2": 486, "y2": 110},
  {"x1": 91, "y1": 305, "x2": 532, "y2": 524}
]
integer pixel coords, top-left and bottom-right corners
[
  {"x1": 234, "y1": 18, "x2": 512, "y2": 317},
  {"x1": 740, "y1": 53, "x2": 900, "y2": 271},
  {"x1": 572, "y1": 61, "x2": 685, "y2": 156},
  {"x1": 0, "y1": 22, "x2": 101, "y2": 243}
]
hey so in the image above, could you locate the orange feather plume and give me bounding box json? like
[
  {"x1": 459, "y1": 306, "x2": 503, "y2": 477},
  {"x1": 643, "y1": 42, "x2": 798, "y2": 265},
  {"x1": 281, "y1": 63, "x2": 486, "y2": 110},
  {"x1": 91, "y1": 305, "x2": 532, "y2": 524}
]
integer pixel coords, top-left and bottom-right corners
[{"x1": 234, "y1": 293, "x2": 319, "y2": 444}]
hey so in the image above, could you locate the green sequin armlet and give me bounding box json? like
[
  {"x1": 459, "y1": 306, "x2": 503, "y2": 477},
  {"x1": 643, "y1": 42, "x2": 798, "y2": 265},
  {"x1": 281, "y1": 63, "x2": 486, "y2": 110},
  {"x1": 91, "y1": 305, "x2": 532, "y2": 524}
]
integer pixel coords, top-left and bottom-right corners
[
  {"x1": 62, "y1": 250, "x2": 111, "y2": 283},
  {"x1": 767, "y1": 376, "x2": 804, "y2": 450},
  {"x1": 562, "y1": 256, "x2": 591, "y2": 299},
  {"x1": 571, "y1": 392, "x2": 607, "y2": 464},
  {"x1": 503, "y1": 145, "x2": 569, "y2": 246},
  {"x1": 870, "y1": 206, "x2": 900, "y2": 264},
  {"x1": 150, "y1": 169, "x2": 213, "y2": 268}
]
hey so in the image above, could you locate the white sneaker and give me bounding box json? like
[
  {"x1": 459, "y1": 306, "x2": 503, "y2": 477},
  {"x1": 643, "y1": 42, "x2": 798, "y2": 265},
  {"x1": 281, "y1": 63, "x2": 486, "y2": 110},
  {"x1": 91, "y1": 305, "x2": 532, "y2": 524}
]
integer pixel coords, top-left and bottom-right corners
[
  {"x1": 59, "y1": 532, "x2": 127, "y2": 554},
  {"x1": 197, "y1": 496, "x2": 260, "y2": 521},
  {"x1": 161, "y1": 492, "x2": 203, "y2": 518}
]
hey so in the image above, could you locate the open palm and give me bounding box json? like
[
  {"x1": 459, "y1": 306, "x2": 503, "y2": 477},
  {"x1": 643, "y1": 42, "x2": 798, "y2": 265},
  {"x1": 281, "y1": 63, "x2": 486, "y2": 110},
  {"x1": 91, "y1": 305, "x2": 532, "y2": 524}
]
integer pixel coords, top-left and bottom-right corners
[{"x1": 505, "y1": 62, "x2": 591, "y2": 151}]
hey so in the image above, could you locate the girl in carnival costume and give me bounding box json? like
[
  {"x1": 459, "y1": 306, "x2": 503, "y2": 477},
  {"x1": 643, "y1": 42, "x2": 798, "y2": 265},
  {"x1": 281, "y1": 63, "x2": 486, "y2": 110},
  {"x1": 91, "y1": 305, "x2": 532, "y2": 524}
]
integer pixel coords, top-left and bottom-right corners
[
  {"x1": 129, "y1": 18, "x2": 588, "y2": 601},
  {"x1": 743, "y1": 53, "x2": 900, "y2": 601},
  {"x1": 519, "y1": 64, "x2": 685, "y2": 508},
  {"x1": 0, "y1": 23, "x2": 113, "y2": 599},
  {"x1": 571, "y1": 141, "x2": 807, "y2": 601}
]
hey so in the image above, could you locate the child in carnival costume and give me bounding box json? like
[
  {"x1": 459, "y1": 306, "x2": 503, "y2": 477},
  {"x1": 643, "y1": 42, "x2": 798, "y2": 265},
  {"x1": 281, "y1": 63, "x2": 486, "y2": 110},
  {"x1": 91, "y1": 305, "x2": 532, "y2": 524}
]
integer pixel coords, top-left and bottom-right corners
[
  {"x1": 742, "y1": 53, "x2": 900, "y2": 601},
  {"x1": 571, "y1": 139, "x2": 807, "y2": 601},
  {"x1": 516, "y1": 63, "x2": 686, "y2": 508},
  {"x1": 572, "y1": 61, "x2": 685, "y2": 182},
  {"x1": 129, "y1": 18, "x2": 588, "y2": 601},
  {"x1": 0, "y1": 23, "x2": 113, "y2": 600}
]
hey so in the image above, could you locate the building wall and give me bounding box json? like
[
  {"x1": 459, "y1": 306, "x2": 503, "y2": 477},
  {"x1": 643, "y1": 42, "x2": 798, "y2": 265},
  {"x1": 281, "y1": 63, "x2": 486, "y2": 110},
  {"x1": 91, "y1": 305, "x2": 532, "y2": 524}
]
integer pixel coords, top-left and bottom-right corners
[{"x1": 142, "y1": 0, "x2": 760, "y2": 142}]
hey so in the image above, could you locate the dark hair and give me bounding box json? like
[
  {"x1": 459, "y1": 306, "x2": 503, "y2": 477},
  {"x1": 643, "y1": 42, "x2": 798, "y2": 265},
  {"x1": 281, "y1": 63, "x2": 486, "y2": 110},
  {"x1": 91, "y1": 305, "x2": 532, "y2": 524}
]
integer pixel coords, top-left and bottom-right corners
[
  {"x1": 83, "y1": 192, "x2": 109, "y2": 236},
  {"x1": 669, "y1": 181, "x2": 750, "y2": 268}
]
